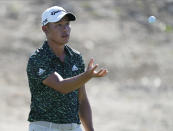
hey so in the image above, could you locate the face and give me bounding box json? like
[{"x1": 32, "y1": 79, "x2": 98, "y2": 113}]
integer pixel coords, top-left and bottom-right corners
[{"x1": 44, "y1": 16, "x2": 71, "y2": 45}]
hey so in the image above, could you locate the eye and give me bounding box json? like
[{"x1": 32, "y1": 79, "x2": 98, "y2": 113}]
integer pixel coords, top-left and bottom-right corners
[
  {"x1": 57, "y1": 24, "x2": 62, "y2": 26},
  {"x1": 66, "y1": 22, "x2": 70, "y2": 26}
]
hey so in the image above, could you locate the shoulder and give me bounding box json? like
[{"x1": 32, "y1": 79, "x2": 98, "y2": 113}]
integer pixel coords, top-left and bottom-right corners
[
  {"x1": 28, "y1": 49, "x2": 42, "y2": 63},
  {"x1": 27, "y1": 46, "x2": 47, "y2": 68}
]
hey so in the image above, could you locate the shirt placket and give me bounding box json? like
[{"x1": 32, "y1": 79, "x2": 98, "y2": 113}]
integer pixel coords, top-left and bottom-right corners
[
  {"x1": 62, "y1": 55, "x2": 68, "y2": 78},
  {"x1": 61, "y1": 62, "x2": 65, "y2": 78}
]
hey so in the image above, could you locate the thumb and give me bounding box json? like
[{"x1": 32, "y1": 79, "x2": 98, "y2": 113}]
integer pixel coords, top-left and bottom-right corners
[{"x1": 87, "y1": 58, "x2": 94, "y2": 69}]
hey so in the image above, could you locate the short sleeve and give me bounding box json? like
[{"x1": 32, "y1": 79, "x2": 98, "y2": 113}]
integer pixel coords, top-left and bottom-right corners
[{"x1": 27, "y1": 57, "x2": 54, "y2": 85}]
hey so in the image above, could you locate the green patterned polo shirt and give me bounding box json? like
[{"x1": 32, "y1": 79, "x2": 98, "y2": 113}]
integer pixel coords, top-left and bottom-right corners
[{"x1": 27, "y1": 41, "x2": 85, "y2": 124}]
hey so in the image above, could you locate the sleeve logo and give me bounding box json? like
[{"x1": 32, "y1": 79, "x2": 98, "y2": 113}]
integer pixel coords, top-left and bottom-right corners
[
  {"x1": 38, "y1": 68, "x2": 45, "y2": 76},
  {"x1": 72, "y1": 65, "x2": 78, "y2": 71}
]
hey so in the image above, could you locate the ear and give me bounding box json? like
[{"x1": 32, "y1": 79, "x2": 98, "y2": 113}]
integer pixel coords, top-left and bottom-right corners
[{"x1": 42, "y1": 25, "x2": 48, "y2": 33}]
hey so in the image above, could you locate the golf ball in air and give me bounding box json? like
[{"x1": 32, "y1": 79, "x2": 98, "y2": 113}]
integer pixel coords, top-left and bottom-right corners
[{"x1": 148, "y1": 16, "x2": 156, "y2": 23}]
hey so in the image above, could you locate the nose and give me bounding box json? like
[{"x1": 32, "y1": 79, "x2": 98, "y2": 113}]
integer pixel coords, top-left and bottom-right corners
[{"x1": 63, "y1": 25, "x2": 70, "y2": 32}]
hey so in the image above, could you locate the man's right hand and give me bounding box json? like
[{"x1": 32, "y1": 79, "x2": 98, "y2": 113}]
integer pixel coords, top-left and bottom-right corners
[
  {"x1": 86, "y1": 58, "x2": 108, "y2": 78},
  {"x1": 43, "y1": 58, "x2": 108, "y2": 94}
]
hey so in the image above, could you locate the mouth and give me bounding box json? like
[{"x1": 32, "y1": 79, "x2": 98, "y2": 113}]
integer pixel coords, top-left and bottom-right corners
[{"x1": 62, "y1": 34, "x2": 69, "y2": 38}]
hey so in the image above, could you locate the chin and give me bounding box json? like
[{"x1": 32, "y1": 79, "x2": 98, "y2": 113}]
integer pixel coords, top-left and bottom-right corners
[
  {"x1": 54, "y1": 38, "x2": 68, "y2": 44},
  {"x1": 60, "y1": 41, "x2": 69, "y2": 45},
  {"x1": 64, "y1": 39, "x2": 69, "y2": 44}
]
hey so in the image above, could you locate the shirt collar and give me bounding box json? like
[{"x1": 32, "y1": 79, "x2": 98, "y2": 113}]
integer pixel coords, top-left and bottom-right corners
[{"x1": 42, "y1": 41, "x2": 73, "y2": 60}]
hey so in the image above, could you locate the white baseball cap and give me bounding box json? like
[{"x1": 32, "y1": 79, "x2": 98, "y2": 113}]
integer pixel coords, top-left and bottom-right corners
[{"x1": 41, "y1": 6, "x2": 76, "y2": 26}]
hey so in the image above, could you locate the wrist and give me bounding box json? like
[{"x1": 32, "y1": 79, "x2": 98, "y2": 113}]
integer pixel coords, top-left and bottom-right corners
[
  {"x1": 83, "y1": 70, "x2": 92, "y2": 79},
  {"x1": 86, "y1": 127, "x2": 94, "y2": 131}
]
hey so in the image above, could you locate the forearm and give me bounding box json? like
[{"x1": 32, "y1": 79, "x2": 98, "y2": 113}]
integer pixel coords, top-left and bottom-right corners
[
  {"x1": 79, "y1": 98, "x2": 94, "y2": 131},
  {"x1": 43, "y1": 58, "x2": 107, "y2": 94},
  {"x1": 58, "y1": 72, "x2": 91, "y2": 94},
  {"x1": 44, "y1": 71, "x2": 92, "y2": 94}
]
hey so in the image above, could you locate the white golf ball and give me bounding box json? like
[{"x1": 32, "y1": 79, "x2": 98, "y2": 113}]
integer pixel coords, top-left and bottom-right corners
[{"x1": 148, "y1": 16, "x2": 156, "y2": 23}]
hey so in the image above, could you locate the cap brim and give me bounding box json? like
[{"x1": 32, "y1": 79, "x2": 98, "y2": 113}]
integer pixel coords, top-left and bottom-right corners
[{"x1": 64, "y1": 13, "x2": 76, "y2": 21}]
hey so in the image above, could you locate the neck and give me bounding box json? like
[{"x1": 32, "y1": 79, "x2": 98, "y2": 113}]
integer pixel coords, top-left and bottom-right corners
[{"x1": 47, "y1": 39, "x2": 65, "y2": 58}]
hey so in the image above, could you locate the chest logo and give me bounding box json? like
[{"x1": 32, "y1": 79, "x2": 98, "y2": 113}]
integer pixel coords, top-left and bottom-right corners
[
  {"x1": 38, "y1": 68, "x2": 45, "y2": 76},
  {"x1": 72, "y1": 65, "x2": 78, "y2": 71}
]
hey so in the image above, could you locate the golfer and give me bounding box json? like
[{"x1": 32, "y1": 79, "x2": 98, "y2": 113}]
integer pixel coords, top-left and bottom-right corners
[{"x1": 27, "y1": 6, "x2": 107, "y2": 131}]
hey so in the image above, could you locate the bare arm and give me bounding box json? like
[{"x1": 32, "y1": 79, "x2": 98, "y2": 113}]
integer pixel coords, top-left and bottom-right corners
[
  {"x1": 43, "y1": 58, "x2": 107, "y2": 94},
  {"x1": 79, "y1": 85, "x2": 94, "y2": 131}
]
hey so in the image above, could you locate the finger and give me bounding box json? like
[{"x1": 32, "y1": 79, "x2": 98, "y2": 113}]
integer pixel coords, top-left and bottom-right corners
[
  {"x1": 98, "y1": 69, "x2": 108, "y2": 77},
  {"x1": 98, "y1": 69, "x2": 105, "y2": 75},
  {"x1": 88, "y1": 58, "x2": 94, "y2": 68},
  {"x1": 101, "y1": 69, "x2": 108, "y2": 76},
  {"x1": 94, "y1": 69, "x2": 104, "y2": 77},
  {"x1": 96, "y1": 68, "x2": 104, "y2": 75},
  {"x1": 98, "y1": 69, "x2": 106, "y2": 76},
  {"x1": 91, "y1": 64, "x2": 98, "y2": 72}
]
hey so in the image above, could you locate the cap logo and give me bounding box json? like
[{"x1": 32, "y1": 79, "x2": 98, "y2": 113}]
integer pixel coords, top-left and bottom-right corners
[
  {"x1": 42, "y1": 18, "x2": 48, "y2": 25},
  {"x1": 38, "y1": 68, "x2": 45, "y2": 76},
  {"x1": 51, "y1": 10, "x2": 65, "y2": 15},
  {"x1": 72, "y1": 65, "x2": 78, "y2": 71}
]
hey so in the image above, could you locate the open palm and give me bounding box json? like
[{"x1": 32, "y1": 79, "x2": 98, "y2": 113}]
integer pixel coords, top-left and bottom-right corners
[{"x1": 87, "y1": 58, "x2": 108, "y2": 77}]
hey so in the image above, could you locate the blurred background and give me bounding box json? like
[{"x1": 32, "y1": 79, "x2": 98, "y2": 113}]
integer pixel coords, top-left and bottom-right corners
[{"x1": 0, "y1": 0, "x2": 173, "y2": 131}]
